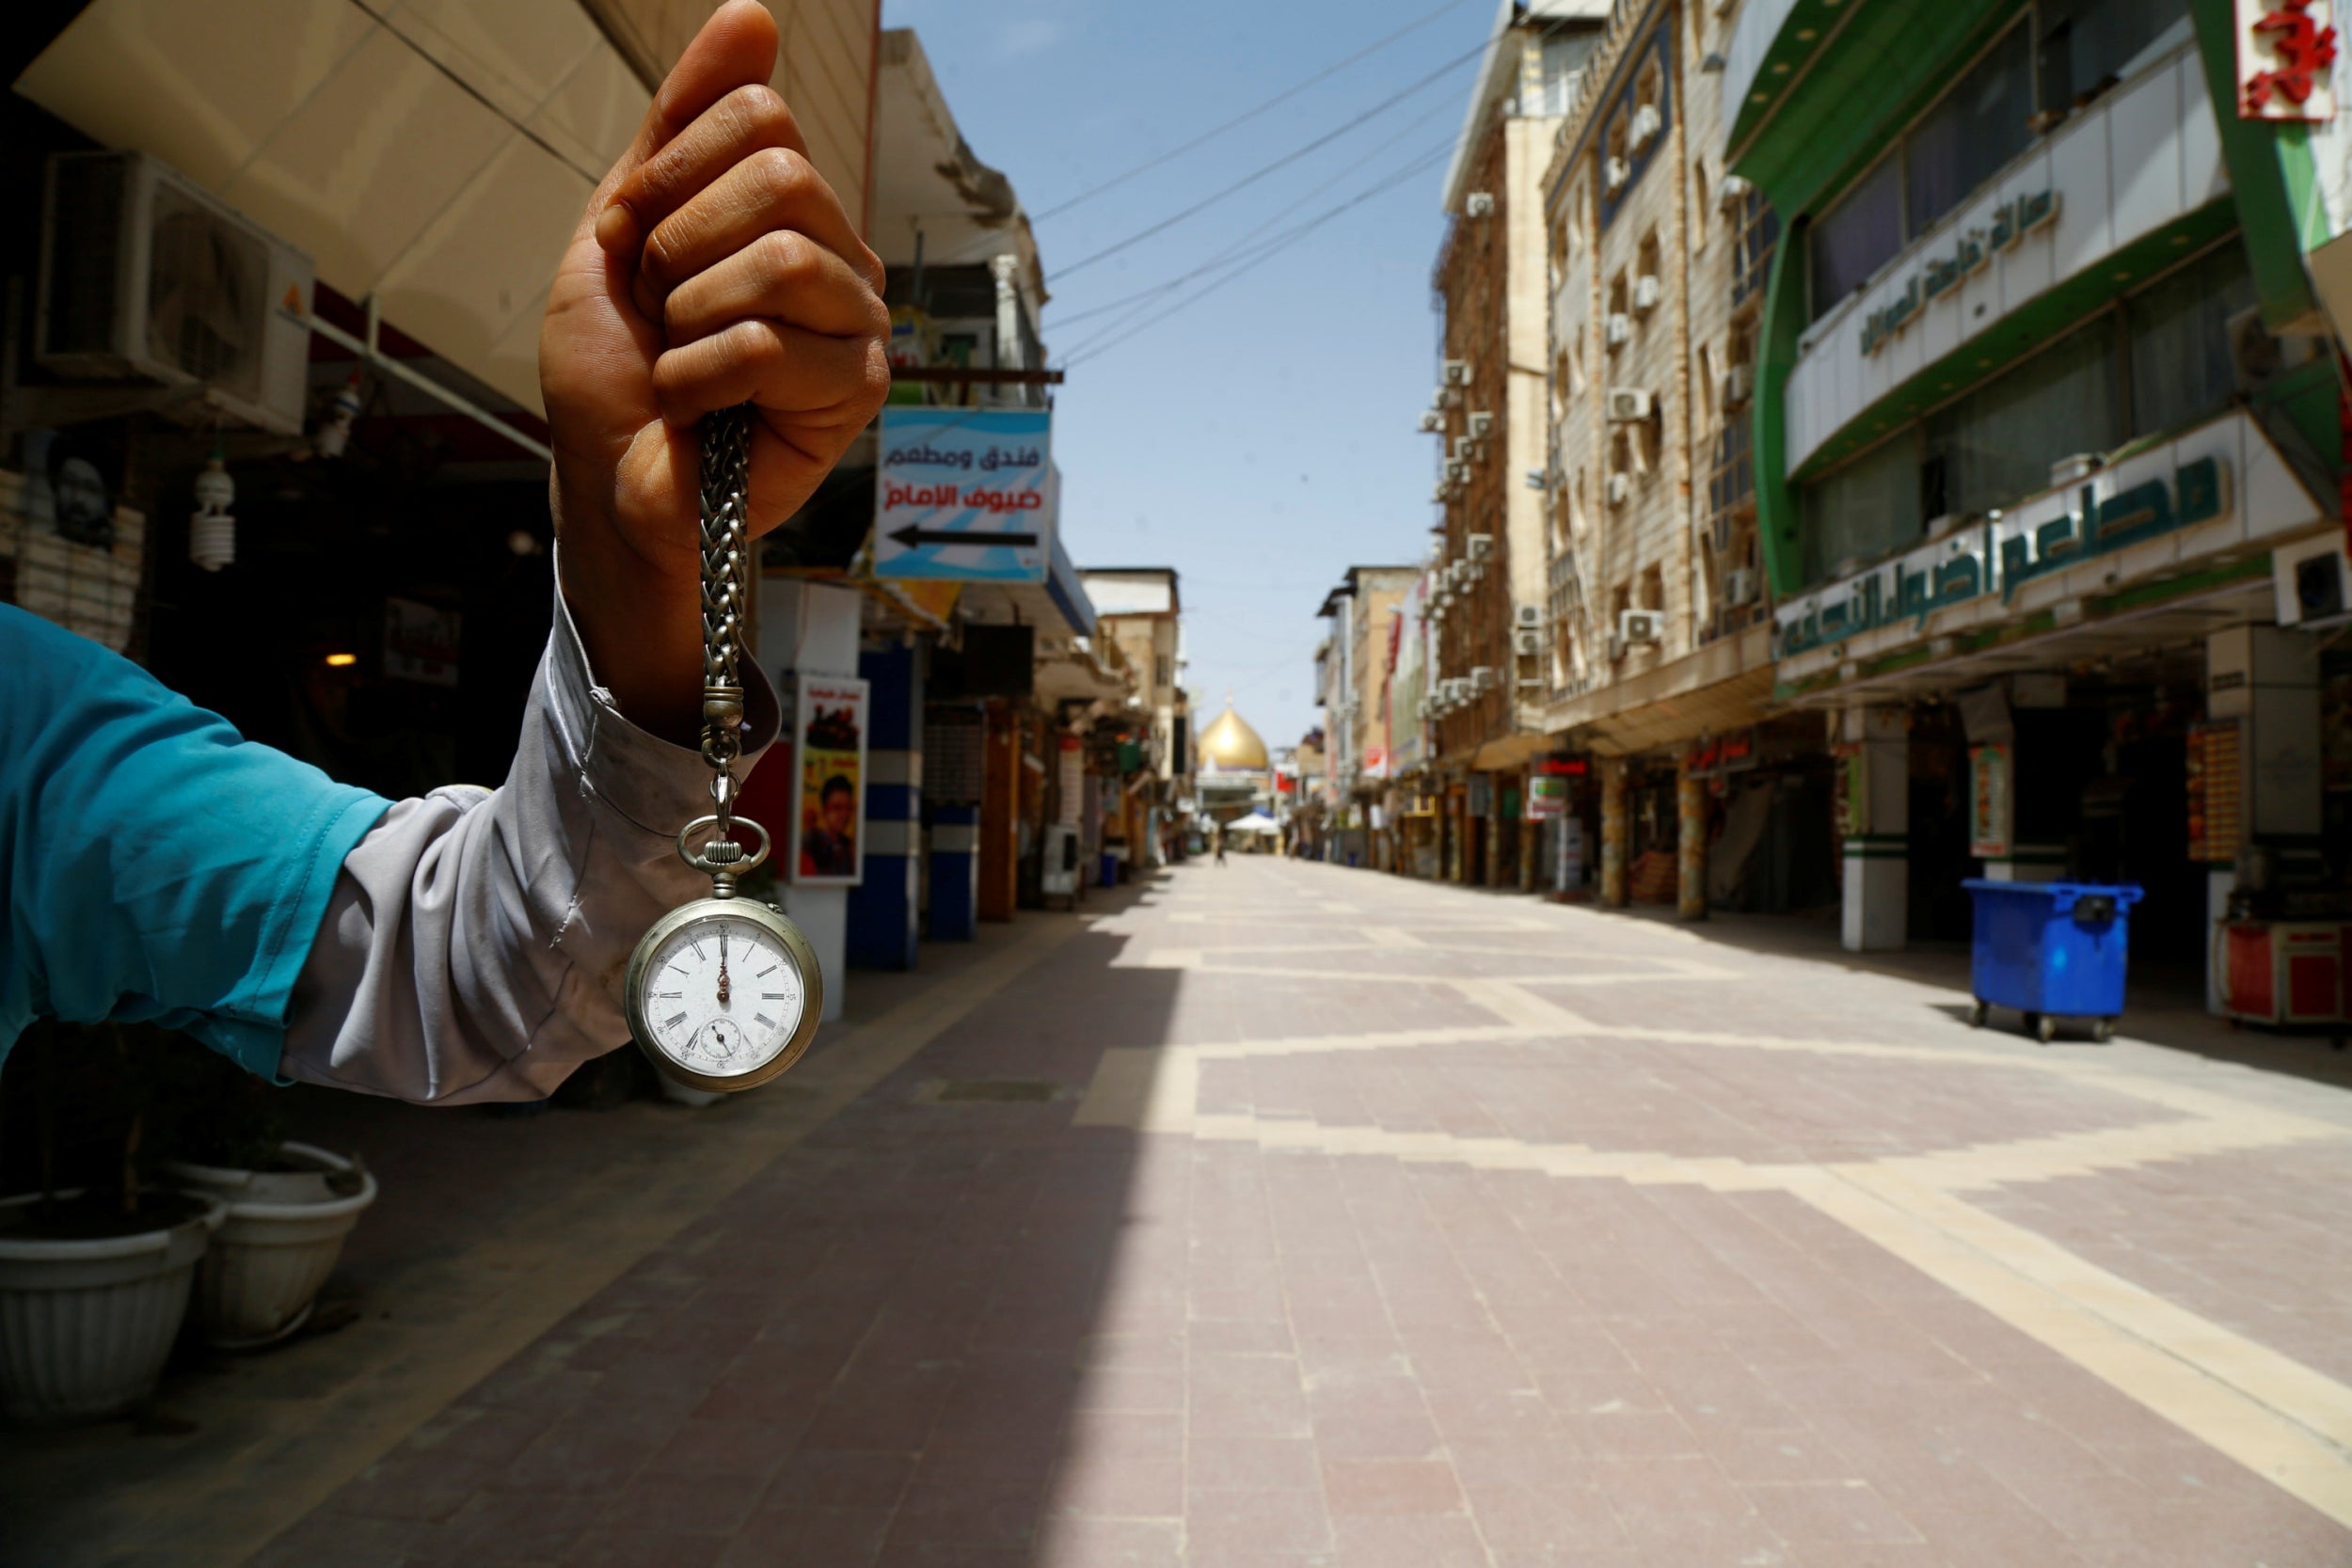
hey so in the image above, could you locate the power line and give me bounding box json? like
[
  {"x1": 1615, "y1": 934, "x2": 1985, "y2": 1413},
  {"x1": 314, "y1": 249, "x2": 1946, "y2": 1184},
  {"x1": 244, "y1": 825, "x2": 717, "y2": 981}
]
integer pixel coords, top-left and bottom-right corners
[
  {"x1": 1059, "y1": 140, "x2": 1456, "y2": 366},
  {"x1": 1048, "y1": 39, "x2": 1486, "y2": 284},
  {"x1": 1028, "y1": 0, "x2": 1479, "y2": 225},
  {"x1": 1053, "y1": 135, "x2": 1453, "y2": 360},
  {"x1": 1049, "y1": 97, "x2": 1459, "y2": 332}
]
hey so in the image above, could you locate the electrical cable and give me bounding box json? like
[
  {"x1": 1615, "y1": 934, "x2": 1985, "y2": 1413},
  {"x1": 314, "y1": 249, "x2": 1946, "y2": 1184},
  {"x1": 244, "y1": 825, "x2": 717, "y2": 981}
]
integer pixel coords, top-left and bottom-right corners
[
  {"x1": 1048, "y1": 97, "x2": 1459, "y2": 332},
  {"x1": 1028, "y1": 0, "x2": 1478, "y2": 224},
  {"x1": 1054, "y1": 137, "x2": 1453, "y2": 360},
  {"x1": 1058, "y1": 140, "x2": 1456, "y2": 366},
  {"x1": 1047, "y1": 39, "x2": 1486, "y2": 283}
]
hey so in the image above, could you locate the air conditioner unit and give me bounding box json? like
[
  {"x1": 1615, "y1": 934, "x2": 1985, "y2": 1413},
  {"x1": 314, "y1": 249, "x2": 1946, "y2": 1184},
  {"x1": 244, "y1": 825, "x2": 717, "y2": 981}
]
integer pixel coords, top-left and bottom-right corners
[
  {"x1": 1721, "y1": 364, "x2": 1754, "y2": 409},
  {"x1": 1723, "y1": 566, "x2": 1759, "y2": 607},
  {"x1": 1470, "y1": 666, "x2": 1496, "y2": 692},
  {"x1": 2275, "y1": 533, "x2": 2352, "y2": 626},
  {"x1": 1718, "y1": 173, "x2": 1754, "y2": 209},
  {"x1": 1606, "y1": 388, "x2": 1655, "y2": 422},
  {"x1": 1465, "y1": 191, "x2": 1495, "y2": 217},
  {"x1": 1431, "y1": 483, "x2": 1449, "y2": 504},
  {"x1": 1515, "y1": 603, "x2": 1543, "y2": 628},
  {"x1": 1604, "y1": 157, "x2": 1630, "y2": 194},
  {"x1": 1619, "y1": 607, "x2": 1663, "y2": 645},
  {"x1": 1608, "y1": 635, "x2": 1628, "y2": 662},
  {"x1": 1447, "y1": 462, "x2": 1470, "y2": 484},
  {"x1": 1466, "y1": 532, "x2": 1493, "y2": 562},
  {"x1": 1606, "y1": 472, "x2": 1631, "y2": 505},
  {"x1": 1628, "y1": 103, "x2": 1662, "y2": 153},
  {"x1": 1467, "y1": 411, "x2": 1496, "y2": 438},
  {"x1": 1514, "y1": 628, "x2": 1543, "y2": 657},
  {"x1": 1604, "y1": 313, "x2": 1631, "y2": 348},
  {"x1": 1451, "y1": 436, "x2": 1473, "y2": 462},
  {"x1": 1632, "y1": 275, "x2": 1662, "y2": 313},
  {"x1": 37, "y1": 150, "x2": 314, "y2": 436},
  {"x1": 1417, "y1": 409, "x2": 1444, "y2": 433},
  {"x1": 1442, "y1": 358, "x2": 1471, "y2": 386}
]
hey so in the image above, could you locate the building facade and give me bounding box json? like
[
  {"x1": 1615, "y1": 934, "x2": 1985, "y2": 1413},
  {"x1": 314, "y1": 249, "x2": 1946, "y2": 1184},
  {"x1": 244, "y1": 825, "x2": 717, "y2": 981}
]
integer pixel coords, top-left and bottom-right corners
[
  {"x1": 1423, "y1": 1, "x2": 1610, "y2": 889},
  {"x1": 1720, "y1": 0, "x2": 2347, "y2": 1000},
  {"x1": 1314, "y1": 564, "x2": 1419, "y2": 868}
]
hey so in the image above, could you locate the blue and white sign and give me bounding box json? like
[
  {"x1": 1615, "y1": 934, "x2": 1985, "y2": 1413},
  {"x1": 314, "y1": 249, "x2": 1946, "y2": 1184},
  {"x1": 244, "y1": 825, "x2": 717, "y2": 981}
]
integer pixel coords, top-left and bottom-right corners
[{"x1": 873, "y1": 407, "x2": 1054, "y2": 582}]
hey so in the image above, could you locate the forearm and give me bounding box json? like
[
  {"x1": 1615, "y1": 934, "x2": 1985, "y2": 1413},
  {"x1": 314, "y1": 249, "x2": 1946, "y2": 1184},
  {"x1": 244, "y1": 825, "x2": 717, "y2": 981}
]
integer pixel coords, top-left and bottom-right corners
[
  {"x1": 278, "y1": 581, "x2": 776, "y2": 1103},
  {"x1": 550, "y1": 454, "x2": 707, "y2": 746}
]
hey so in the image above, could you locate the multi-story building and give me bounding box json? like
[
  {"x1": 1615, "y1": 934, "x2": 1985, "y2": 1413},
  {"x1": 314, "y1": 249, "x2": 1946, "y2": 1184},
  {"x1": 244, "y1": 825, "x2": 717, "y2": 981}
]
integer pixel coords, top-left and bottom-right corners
[
  {"x1": 1423, "y1": 0, "x2": 1609, "y2": 889},
  {"x1": 1723, "y1": 0, "x2": 2346, "y2": 1002},
  {"x1": 1082, "y1": 567, "x2": 1191, "y2": 864},
  {"x1": 1314, "y1": 564, "x2": 1419, "y2": 868},
  {"x1": 1533, "y1": 0, "x2": 1790, "y2": 917}
]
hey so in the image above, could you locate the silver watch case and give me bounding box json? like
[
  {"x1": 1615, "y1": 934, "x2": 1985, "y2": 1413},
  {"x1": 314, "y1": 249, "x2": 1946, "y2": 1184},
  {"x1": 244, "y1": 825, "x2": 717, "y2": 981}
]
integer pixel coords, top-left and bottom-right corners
[{"x1": 624, "y1": 897, "x2": 823, "y2": 1094}]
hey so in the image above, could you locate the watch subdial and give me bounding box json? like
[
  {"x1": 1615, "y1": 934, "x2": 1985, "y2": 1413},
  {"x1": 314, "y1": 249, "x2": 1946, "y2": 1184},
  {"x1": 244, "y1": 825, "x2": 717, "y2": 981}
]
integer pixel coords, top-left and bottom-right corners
[{"x1": 691, "y1": 1017, "x2": 745, "y2": 1067}]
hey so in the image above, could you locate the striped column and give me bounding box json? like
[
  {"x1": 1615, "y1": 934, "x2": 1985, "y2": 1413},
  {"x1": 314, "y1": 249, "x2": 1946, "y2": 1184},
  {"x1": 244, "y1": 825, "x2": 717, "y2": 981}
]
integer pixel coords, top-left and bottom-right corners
[
  {"x1": 1840, "y1": 707, "x2": 1909, "y2": 953},
  {"x1": 849, "y1": 642, "x2": 922, "y2": 970},
  {"x1": 930, "y1": 805, "x2": 978, "y2": 941}
]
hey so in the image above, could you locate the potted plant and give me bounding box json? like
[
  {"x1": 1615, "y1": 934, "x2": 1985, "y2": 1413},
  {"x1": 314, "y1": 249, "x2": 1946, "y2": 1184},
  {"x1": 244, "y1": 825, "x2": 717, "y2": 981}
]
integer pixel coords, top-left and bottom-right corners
[
  {"x1": 156, "y1": 1050, "x2": 376, "y2": 1349},
  {"x1": 0, "y1": 1023, "x2": 224, "y2": 1422}
]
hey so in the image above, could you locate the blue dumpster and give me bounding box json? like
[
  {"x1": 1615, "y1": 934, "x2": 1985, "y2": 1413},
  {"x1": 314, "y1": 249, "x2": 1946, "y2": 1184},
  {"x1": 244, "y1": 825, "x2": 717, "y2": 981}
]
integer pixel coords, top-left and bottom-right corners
[{"x1": 1962, "y1": 879, "x2": 2143, "y2": 1042}]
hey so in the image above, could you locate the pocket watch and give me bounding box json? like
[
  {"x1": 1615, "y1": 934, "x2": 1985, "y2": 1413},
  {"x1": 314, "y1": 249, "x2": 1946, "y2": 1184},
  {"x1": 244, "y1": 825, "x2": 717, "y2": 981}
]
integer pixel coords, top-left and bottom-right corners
[{"x1": 624, "y1": 404, "x2": 822, "y2": 1093}]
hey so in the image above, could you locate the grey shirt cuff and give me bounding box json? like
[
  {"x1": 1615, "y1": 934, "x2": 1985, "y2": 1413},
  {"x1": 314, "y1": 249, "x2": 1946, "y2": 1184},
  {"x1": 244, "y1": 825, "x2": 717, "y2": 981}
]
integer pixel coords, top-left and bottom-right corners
[{"x1": 279, "y1": 585, "x2": 778, "y2": 1103}]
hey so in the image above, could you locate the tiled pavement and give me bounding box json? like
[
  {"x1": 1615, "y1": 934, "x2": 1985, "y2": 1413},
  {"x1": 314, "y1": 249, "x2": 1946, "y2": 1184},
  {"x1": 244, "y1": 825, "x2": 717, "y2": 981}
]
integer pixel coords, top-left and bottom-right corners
[{"x1": 8, "y1": 857, "x2": 2352, "y2": 1567}]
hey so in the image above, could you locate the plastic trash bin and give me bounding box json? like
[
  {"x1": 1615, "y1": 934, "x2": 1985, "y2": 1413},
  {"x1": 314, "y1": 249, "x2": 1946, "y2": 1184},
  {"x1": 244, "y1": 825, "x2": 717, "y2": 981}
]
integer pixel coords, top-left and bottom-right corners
[{"x1": 1961, "y1": 879, "x2": 2144, "y2": 1042}]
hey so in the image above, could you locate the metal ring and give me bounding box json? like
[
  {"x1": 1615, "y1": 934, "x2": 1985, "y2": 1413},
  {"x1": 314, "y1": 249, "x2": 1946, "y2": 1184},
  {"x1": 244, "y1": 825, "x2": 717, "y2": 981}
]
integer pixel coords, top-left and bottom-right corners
[
  {"x1": 676, "y1": 814, "x2": 770, "y2": 874},
  {"x1": 708, "y1": 771, "x2": 739, "y2": 808}
]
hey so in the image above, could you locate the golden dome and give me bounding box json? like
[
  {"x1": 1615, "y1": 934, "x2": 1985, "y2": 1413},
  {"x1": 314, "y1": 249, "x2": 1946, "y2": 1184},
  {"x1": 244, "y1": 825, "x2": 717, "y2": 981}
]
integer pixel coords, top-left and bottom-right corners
[{"x1": 1198, "y1": 704, "x2": 1268, "y2": 772}]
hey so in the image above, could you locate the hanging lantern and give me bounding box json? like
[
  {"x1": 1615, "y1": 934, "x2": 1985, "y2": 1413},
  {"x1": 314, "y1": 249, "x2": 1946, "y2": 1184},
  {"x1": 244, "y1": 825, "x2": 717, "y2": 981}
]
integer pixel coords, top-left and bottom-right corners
[{"x1": 189, "y1": 453, "x2": 236, "y2": 572}]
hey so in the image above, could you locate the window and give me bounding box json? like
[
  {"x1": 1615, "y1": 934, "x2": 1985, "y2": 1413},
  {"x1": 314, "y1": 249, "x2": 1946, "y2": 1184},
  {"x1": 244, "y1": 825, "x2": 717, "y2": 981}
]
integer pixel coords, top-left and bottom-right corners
[
  {"x1": 1810, "y1": 154, "x2": 1902, "y2": 317},
  {"x1": 1905, "y1": 26, "x2": 2033, "y2": 239},
  {"x1": 1608, "y1": 270, "x2": 1629, "y2": 319},
  {"x1": 2127, "y1": 240, "x2": 2256, "y2": 437},
  {"x1": 1698, "y1": 344, "x2": 1717, "y2": 424},
  {"x1": 1640, "y1": 564, "x2": 1665, "y2": 611},
  {"x1": 1795, "y1": 237, "x2": 2258, "y2": 587},
  {"x1": 1802, "y1": 435, "x2": 1924, "y2": 583},
  {"x1": 2039, "y1": 0, "x2": 2189, "y2": 113},
  {"x1": 1922, "y1": 317, "x2": 2120, "y2": 518},
  {"x1": 1692, "y1": 163, "x2": 1710, "y2": 247},
  {"x1": 1636, "y1": 230, "x2": 1661, "y2": 289},
  {"x1": 1154, "y1": 655, "x2": 1171, "y2": 689}
]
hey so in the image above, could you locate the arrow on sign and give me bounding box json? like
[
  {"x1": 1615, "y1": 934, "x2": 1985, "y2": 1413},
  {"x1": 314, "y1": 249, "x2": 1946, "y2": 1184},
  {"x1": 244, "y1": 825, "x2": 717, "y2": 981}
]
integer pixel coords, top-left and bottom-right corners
[{"x1": 888, "y1": 524, "x2": 1040, "y2": 549}]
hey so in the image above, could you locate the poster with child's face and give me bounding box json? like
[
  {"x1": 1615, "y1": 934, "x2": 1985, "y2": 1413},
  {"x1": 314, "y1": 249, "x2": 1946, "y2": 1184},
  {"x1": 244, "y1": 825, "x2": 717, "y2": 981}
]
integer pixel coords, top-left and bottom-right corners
[{"x1": 790, "y1": 675, "x2": 868, "y2": 886}]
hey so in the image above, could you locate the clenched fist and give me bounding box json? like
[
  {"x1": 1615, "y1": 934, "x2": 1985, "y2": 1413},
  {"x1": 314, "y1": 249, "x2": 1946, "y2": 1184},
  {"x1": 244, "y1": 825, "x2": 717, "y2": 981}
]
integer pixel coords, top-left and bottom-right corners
[{"x1": 541, "y1": 0, "x2": 889, "y2": 738}]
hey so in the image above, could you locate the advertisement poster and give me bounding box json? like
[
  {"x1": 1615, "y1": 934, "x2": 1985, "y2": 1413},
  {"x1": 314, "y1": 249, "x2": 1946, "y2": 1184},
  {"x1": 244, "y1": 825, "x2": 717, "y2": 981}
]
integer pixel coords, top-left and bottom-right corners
[
  {"x1": 873, "y1": 407, "x2": 1054, "y2": 582},
  {"x1": 1527, "y1": 774, "x2": 1569, "y2": 820},
  {"x1": 790, "y1": 674, "x2": 869, "y2": 885},
  {"x1": 1968, "y1": 743, "x2": 2011, "y2": 858}
]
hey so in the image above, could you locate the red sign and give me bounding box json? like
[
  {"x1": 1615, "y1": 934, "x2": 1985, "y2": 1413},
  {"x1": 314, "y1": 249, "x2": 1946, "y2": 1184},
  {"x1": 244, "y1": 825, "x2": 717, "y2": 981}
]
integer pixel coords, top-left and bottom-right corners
[{"x1": 2240, "y1": 0, "x2": 2340, "y2": 119}]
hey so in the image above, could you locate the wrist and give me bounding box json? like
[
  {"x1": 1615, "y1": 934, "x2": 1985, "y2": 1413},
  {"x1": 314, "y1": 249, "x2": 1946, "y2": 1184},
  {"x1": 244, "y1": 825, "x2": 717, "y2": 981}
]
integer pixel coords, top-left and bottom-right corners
[{"x1": 551, "y1": 467, "x2": 706, "y2": 745}]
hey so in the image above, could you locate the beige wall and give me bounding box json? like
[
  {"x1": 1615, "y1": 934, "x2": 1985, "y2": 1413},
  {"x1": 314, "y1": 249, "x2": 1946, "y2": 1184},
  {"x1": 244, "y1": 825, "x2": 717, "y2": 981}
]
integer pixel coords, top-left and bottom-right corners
[{"x1": 1540, "y1": 0, "x2": 1768, "y2": 740}]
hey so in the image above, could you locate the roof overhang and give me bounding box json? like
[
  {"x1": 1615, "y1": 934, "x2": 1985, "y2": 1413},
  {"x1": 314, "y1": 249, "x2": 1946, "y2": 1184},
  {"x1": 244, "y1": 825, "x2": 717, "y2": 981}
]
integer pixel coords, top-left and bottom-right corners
[{"x1": 871, "y1": 28, "x2": 1043, "y2": 307}]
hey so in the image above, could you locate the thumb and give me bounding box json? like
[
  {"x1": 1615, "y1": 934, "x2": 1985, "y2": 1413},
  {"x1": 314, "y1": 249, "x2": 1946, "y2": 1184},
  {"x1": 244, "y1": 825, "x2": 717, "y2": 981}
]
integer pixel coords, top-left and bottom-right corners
[{"x1": 583, "y1": 0, "x2": 781, "y2": 251}]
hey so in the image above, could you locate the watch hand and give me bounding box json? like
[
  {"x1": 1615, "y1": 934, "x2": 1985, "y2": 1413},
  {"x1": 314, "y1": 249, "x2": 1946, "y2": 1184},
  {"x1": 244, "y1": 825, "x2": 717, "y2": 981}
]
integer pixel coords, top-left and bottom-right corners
[{"x1": 717, "y1": 927, "x2": 732, "y2": 1007}]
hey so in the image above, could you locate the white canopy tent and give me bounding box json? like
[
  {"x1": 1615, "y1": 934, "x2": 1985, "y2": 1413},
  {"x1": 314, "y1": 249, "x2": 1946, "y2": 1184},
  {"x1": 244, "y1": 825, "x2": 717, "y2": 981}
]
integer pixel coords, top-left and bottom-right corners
[{"x1": 1224, "y1": 811, "x2": 1280, "y2": 835}]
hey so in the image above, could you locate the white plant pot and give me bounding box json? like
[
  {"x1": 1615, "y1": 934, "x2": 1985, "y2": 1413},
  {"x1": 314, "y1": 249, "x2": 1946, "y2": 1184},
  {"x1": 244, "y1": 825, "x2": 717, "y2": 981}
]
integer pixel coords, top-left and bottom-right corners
[
  {"x1": 0, "y1": 1189, "x2": 225, "y2": 1422},
  {"x1": 164, "y1": 1143, "x2": 377, "y2": 1350}
]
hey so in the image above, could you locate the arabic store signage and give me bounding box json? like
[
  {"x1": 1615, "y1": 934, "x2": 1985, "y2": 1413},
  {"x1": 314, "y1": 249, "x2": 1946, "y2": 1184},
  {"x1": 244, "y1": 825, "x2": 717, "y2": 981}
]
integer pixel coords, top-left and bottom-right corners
[
  {"x1": 873, "y1": 407, "x2": 1054, "y2": 582},
  {"x1": 1860, "y1": 190, "x2": 2058, "y2": 357},
  {"x1": 1775, "y1": 454, "x2": 2230, "y2": 659}
]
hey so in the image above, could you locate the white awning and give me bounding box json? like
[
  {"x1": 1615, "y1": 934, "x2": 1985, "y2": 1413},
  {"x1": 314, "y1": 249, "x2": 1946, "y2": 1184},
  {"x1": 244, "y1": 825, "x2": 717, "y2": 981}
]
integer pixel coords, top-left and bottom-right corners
[{"x1": 17, "y1": 0, "x2": 648, "y2": 415}]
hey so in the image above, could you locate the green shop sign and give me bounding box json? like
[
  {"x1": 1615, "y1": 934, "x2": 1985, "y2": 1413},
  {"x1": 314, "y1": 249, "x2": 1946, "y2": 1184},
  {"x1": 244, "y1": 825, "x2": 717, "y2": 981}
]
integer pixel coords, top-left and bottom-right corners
[{"x1": 1774, "y1": 454, "x2": 2229, "y2": 659}]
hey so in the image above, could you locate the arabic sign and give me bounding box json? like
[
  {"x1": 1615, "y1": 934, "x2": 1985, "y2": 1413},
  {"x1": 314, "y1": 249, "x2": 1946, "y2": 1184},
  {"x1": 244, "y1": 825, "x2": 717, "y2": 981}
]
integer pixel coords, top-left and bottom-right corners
[
  {"x1": 2238, "y1": 0, "x2": 2338, "y2": 120},
  {"x1": 1775, "y1": 451, "x2": 2231, "y2": 660},
  {"x1": 1969, "y1": 744, "x2": 2011, "y2": 858},
  {"x1": 874, "y1": 407, "x2": 1054, "y2": 582},
  {"x1": 1860, "y1": 191, "x2": 2058, "y2": 356}
]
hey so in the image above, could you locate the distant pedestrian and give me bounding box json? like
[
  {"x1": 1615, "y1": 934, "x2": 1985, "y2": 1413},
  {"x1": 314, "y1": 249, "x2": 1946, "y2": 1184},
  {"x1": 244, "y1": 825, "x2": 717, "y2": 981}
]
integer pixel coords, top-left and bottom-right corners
[{"x1": 1214, "y1": 827, "x2": 1228, "y2": 865}]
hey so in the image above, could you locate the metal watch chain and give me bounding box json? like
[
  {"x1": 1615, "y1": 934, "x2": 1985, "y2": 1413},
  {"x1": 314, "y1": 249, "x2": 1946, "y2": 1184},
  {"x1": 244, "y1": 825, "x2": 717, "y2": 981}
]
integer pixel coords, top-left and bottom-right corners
[{"x1": 683, "y1": 404, "x2": 765, "y2": 893}]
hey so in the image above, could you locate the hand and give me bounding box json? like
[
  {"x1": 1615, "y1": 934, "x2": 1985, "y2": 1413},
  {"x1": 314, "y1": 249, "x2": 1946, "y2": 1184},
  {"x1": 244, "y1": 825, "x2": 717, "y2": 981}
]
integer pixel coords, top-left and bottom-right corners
[{"x1": 540, "y1": 0, "x2": 890, "y2": 738}]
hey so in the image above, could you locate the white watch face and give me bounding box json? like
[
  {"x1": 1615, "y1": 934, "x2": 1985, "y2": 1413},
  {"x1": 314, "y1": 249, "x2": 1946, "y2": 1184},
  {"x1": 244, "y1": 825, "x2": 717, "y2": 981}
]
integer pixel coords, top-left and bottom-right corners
[{"x1": 639, "y1": 912, "x2": 806, "y2": 1079}]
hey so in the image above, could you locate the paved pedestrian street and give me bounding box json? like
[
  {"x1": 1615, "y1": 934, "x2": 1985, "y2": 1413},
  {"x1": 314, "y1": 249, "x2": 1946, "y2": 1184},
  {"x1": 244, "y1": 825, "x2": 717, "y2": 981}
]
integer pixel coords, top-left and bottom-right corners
[{"x1": 10, "y1": 858, "x2": 2352, "y2": 1568}]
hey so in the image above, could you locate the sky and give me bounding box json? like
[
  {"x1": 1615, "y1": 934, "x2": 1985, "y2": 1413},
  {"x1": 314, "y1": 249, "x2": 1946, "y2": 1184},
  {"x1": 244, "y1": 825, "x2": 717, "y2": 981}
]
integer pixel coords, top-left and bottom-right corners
[{"x1": 880, "y1": 0, "x2": 1497, "y2": 751}]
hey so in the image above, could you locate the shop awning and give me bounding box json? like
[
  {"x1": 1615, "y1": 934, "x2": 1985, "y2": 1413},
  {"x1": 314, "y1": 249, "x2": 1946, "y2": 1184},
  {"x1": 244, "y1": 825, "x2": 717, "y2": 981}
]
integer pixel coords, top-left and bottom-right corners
[
  {"x1": 1540, "y1": 623, "x2": 1776, "y2": 759},
  {"x1": 16, "y1": 0, "x2": 644, "y2": 414}
]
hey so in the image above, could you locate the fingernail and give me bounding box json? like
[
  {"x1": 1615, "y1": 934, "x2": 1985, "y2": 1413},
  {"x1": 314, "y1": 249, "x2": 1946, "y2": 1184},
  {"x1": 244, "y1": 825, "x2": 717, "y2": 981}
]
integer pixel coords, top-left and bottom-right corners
[{"x1": 595, "y1": 200, "x2": 637, "y2": 254}]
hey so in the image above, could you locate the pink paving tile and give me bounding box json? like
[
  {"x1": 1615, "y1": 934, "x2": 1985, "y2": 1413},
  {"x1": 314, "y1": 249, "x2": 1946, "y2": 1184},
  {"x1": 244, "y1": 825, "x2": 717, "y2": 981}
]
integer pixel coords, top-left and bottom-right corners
[
  {"x1": 1320, "y1": 1457, "x2": 1468, "y2": 1516},
  {"x1": 1188, "y1": 1352, "x2": 1311, "y2": 1438},
  {"x1": 1184, "y1": 1486, "x2": 1336, "y2": 1557},
  {"x1": 1331, "y1": 1513, "x2": 1494, "y2": 1566},
  {"x1": 1188, "y1": 1435, "x2": 1325, "y2": 1493}
]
